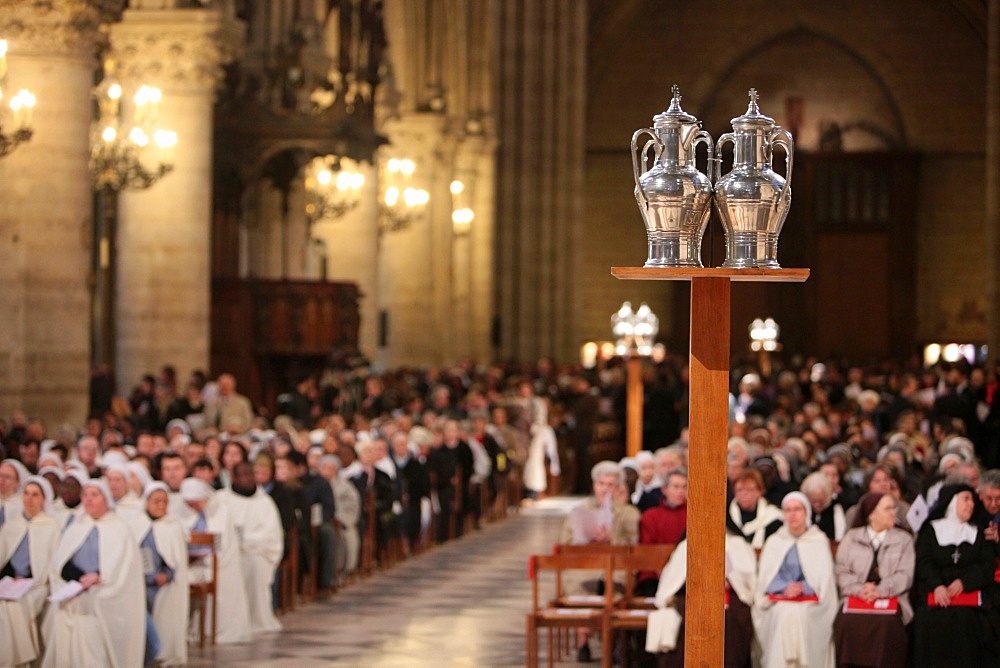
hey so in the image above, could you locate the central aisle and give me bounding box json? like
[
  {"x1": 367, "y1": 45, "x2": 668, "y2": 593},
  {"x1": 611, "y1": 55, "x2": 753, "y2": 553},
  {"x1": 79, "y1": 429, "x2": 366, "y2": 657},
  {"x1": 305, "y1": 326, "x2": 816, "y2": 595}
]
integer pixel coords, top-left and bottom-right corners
[{"x1": 189, "y1": 499, "x2": 577, "y2": 667}]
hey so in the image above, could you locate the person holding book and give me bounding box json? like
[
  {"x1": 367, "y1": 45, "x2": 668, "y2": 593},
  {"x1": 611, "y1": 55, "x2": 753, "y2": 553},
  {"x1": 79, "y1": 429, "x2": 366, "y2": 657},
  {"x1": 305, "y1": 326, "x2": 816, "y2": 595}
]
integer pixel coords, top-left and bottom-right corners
[
  {"x1": 833, "y1": 491, "x2": 915, "y2": 668},
  {"x1": 752, "y1": 491, "x2": 837, "y2": 668},
  {"x1": 912, "y1": 483, "x2": 996, "y2": 665},
  {"x1": 0, "y1": 476, "x2": 59, "y2": 666},
  {"x1": 42, "y1": 478, "x2": 145, "y2": 668}
]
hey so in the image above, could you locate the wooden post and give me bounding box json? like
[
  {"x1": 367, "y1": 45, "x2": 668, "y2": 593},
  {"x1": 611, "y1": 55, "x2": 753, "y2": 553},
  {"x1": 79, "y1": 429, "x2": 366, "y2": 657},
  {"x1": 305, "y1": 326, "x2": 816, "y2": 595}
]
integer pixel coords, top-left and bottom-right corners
[
  {"x1": 686, "y1": 277, "x2": 730, "y2": 667},
  {"x1": 626, "y1": 355, "x2": 643, "y2": 457},
  {"x1": 610, "y1": 266, "x2": 808, "y2": 668}
]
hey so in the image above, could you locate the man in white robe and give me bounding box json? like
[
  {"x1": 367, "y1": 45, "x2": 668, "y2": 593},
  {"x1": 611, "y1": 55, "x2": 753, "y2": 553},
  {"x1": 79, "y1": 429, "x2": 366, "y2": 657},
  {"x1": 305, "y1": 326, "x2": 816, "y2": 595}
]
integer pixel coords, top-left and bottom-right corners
[
  {"x1": 43, "y1": 479, "x2": 145, "y2": 668},
  {"x1": 178, "y1": 477, "x2": 251, "y2": 644},
  {"x1": 219, "y1": 461, "x2": 283, "y2": 633}
]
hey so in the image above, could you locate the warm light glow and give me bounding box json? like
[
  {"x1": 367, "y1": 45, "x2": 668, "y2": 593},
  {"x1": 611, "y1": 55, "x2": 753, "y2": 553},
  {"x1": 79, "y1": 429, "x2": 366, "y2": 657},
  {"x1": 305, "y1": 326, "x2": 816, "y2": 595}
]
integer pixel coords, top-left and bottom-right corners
[
  {"x1": 102, "y1": 126, "x2": 117, "y2": 143},
  {"x1": 581, "y1": 341, "x2": 599, "y2": 369},
  {"x1": 317, "y1": 169, "x2": 332, "y2": 186},
  {"x1": 129, "y1": 127, "x2": 149, "y2": 146},
  {"x1": 599, "y1": 342, "x2": 616, "y2": 360},
  {"x1": 335, "y1": 170, "x2": 352, "y2": 191},
  {"x1": 108, "y1": 83, "x2": 122, "y2": 100},
  {"x1": 384, "y1": 186, "x2": 399, "y2": 206},
  {"x1": 942, "y1": 343, "x2": 962, "y2": 363},
  {"x1": 400, "y1": 158, "x2": 415, "y2": 175},
  {"x1": 0, "y1": 40, "x2": 7, "y2": 58},
  {"x1": 923, "y1": 343, "x2": 941, "y2": 367},
  {"x1": 452, "y1": 208, "x2": 474, "y2": 225},
  {"x1": 134, "y1": 85, "x2": 155, "y2": 106},
  {"x1": 749, "y1": 317, "x2": 780, "y2": 351},
  {"x1": 154, "y1": 129, "x2": 177, "y2": 148},
  {"x1": 350, "y1": 173, "x2": 364, "y2": 189},
  {"x1": 450, "y1": 180, "x2": 464, "y2": 195},
  {"x1": 387, "y1": 158, "x2": 401, "y2": 173}
]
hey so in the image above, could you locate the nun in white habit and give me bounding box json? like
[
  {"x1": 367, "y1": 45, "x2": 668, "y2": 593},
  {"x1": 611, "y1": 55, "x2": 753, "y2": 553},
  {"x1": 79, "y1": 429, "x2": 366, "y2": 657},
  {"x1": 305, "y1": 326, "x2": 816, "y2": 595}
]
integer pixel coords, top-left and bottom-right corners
[
  {"x1": 42, "y1": 479, "x2": 145, "y2": 668},
  {"x1": 179, "y1": 477, "x2": 251, "y2": 644},
  {"x1": 0, "y1": 476, "x2": 60, "y2": 667},
  {"x1": 752, "y1": 491, "x2": 837, "y2": 668},
  {"x1": 125, "y1": 482, "x2": 190, "y2": 666},
  {"x1": 646, "y1": 533, "x2": 757, "y2": 667},
  {"x1": 0, "y1": 458, "x2": 30, "y2": 528}
]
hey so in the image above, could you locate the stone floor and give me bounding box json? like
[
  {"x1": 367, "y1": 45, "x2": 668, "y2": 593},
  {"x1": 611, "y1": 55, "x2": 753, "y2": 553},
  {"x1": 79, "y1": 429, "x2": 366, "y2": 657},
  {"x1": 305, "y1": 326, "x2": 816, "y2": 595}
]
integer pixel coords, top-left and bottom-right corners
[{"x1": 188, "y1": 497, "x2": 594, "y2": 667}]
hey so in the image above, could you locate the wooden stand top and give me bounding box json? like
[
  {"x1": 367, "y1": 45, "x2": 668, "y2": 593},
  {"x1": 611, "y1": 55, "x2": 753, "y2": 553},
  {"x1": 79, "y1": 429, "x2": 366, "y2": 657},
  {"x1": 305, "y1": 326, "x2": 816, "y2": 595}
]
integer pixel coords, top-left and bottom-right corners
[{"x1": 611, "y1": 267, "x2": 810, "y2": 282}]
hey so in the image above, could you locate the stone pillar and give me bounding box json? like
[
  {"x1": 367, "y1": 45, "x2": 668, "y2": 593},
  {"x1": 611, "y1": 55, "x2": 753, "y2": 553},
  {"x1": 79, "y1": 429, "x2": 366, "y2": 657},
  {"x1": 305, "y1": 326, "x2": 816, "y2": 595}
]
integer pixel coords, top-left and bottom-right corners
[
  {"x1": 0, "y1": 1, "x2": 100, "y2": 424},
  {"x1": 988, "y1": 0, "x2": 1000, "y2": 360},
  {"x1": 109, "y1": 8, "x2": 243, "y2": 392},
  {"x1": 494, "y1": 0, "x2": 586, "y2": 362}
]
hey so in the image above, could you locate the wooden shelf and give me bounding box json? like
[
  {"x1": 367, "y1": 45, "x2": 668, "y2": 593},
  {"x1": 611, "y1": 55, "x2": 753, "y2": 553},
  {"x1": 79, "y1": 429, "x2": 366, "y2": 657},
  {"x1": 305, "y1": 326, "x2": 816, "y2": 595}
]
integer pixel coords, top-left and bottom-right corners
[{"x1": 611, "y1": 266, "x2": 810, "y2": 282}]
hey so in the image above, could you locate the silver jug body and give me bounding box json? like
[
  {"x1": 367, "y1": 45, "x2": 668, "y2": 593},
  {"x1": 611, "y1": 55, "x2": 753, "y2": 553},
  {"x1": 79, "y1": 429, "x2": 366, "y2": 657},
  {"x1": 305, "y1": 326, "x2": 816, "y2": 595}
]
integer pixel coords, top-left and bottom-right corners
[
  {"x1": 713, "y1": 89, "x2": 794, "y2": 269},
  {"x1": 631, "y1": 86, "x2": 714, "y2": 268}
]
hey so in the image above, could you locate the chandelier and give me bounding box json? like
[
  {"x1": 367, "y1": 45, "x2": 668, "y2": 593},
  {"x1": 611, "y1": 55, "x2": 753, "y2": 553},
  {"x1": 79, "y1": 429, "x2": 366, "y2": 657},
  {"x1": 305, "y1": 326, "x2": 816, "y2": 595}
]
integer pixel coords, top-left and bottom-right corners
[
  {"x1": 612, "y1": 301, "x2": 659, "y2": 356},
  {"x1": 304, "y1": 155, "x2": 366, "y2": 222},
  {"x1": 379, "y1": 157, "x2": 429, "y2": 234},
  {"x1": 0, "y1": 39, "x2": 37, "y2": 159},
  {"x1": 90, "y1": 62, "x2": 177, "y2": 192}
]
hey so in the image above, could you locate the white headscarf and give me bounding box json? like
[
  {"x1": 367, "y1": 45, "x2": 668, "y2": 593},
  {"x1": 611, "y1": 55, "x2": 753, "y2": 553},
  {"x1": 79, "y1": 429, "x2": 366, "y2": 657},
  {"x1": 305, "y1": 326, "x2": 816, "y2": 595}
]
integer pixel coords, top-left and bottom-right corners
[
  {"x1": 143, "y1": 481, "x2": 171, "y2": 501},
  {"x1": 781, "y1": 491, "x2": 813, "y2": 527},
  {"x1": 179, "y1": 477, "x2": 215, "y2": 501},
  {"x1": 931, "y1": 491, "x2": 979, "y2": 547},
  {"x1": 1, "y1": 458, "x2": 30, "y2": 491},
  {"x1": 21, "y1": 475, "x2": 55, "y2": 513},
  {"x1": 82, "y1": 478, "x2": 116, "y2": 510}
]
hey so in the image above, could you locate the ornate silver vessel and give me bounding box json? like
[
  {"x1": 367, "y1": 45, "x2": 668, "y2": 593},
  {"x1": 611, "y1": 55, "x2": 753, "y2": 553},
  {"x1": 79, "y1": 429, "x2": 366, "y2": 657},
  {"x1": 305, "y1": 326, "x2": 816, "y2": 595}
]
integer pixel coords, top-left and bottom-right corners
[
  {"x1": 631, "y1": 85, "x2": 714, "y2": 268},
  {"x1": 714, "y1": 88, "x2": 794, "y2": 269}
]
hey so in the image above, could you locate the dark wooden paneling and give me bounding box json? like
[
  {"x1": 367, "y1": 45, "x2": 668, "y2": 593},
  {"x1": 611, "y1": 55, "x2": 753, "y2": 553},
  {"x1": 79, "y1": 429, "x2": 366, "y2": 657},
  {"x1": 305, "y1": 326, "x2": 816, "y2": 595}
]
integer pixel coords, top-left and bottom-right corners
[{"x1": 211, "y1": 279, "x2": 360, "y2": 413}]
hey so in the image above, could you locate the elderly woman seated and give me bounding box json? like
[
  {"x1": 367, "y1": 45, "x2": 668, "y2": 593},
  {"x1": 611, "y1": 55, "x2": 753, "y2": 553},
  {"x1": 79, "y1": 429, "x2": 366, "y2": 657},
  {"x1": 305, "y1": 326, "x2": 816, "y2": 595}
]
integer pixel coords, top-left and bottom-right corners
[
  {"x1": 833, "y1": 491, "x2": 915, "y2": 668},
  {"x1": 646, "y1": 529, "x2": 756, "y2": 668},
  {"x1": 752, "y1": 491, "x2": 837, "y2": 668},
  {"x1": 43, "y1": 479, "x2": 145, "y2": 667},
  {"x1": 559, "y1": 460, "x2": 640, "y2": 662},
  {"x1": 0, "y1": 476, "x2": 59, "y2": 666},
  {"x1": 801, "y1": 471, "x2": 846, "y2": 541}
]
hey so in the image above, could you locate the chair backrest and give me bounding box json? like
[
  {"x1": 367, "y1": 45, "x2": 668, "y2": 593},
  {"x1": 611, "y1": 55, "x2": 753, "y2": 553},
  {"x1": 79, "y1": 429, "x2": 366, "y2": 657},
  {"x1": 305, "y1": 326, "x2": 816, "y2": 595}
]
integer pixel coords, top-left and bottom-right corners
[
  {"x1": 189, "y1": 531, "x2": 218, "y2": 590},
  {"x1": 528, "y1": 552, "x2": 614, "y2": 612},
  {"x1": 613, "y1": 544, "x2": 676, "y2": 600}
]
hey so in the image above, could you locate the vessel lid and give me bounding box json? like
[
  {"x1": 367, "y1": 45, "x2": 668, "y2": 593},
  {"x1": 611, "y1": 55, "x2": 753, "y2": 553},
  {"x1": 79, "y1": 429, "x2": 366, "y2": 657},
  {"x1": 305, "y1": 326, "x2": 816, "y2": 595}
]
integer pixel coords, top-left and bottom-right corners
[
  {"x1": 730, "y1": 88, "x2": 776, "y2": 129},
  {"x1": 652, "y1": 85, "x2": 700, "y2": 128}
]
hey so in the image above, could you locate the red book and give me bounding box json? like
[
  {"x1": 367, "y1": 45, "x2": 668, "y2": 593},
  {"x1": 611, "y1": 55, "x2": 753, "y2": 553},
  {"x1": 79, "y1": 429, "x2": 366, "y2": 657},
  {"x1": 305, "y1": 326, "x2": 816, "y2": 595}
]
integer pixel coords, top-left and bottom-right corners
[
  {"x1": 767, "y1": 593, "x2": 819, "y2": 603},
  {"x1": 724, "y1": 589, "x2": 730, "y2": 609},
  {"x1": 926, "y1": 590, "x2": 982, "y2": 607},
  {"x1": 843, "y1": 596, "x2": 898, "y2": 614}
]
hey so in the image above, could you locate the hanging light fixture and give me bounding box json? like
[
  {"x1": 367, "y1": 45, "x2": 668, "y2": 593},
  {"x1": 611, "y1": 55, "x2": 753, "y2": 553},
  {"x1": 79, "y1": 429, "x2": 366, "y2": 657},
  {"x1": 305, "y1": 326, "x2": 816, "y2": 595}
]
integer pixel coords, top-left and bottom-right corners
[
  {"x1": 379, "y1": 156, "x2": 428, "y2": 234},
  {"x1": 89, "y1": 61, "x2": 177, "y2": 192},
  {"x1": 304, "y1": 154, "x2": 366, "y2": 222},
  {"x1": 0, "y1": 39, "x2": 37, "y2": 159},
  {"x1": 450, "y1": 177, "x2": 474, "y2": 237}
]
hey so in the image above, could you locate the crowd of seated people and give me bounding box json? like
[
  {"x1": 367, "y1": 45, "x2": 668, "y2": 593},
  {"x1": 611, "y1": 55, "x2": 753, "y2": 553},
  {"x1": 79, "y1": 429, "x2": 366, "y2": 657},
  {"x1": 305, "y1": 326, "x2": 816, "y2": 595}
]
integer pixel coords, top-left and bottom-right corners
[
  {"x1": 0, "y1": 363, "x2": 574, "y2": 663},
  {"x1": 6, "y1": 353, "x2": 1000, "y2": 663}
]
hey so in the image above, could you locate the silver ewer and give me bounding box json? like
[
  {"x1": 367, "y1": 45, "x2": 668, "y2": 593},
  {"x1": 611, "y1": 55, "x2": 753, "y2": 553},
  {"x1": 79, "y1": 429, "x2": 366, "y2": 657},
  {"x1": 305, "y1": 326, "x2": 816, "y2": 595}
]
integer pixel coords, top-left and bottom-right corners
[
  {"x1": 632, "y1": 85, "x2": 714, "y2": 268},
  {"x1": 714, "y1": 88, "x2": 794, "y2": 269}
]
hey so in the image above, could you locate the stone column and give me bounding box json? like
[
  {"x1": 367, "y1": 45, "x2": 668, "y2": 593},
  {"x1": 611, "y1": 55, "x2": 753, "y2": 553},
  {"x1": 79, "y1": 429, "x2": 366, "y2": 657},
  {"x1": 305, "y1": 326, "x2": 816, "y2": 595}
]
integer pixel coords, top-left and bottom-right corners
[
  {"x1": 0, "y1": 1, "x2": 100, "y2": 424},
  {"x1": 494, "y1": 0, "x2": 586, "y2": 362},
  {"x1": 109, "y1": 8, "x2": 243, "y2": 392}
]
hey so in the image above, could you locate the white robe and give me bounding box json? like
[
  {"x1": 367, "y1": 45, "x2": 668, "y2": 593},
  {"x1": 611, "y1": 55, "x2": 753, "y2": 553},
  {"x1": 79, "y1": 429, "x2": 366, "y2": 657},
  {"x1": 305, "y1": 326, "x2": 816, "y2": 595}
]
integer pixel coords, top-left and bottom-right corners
[
  {"x1": 0, "y1": 493, "x2": 23, "y2": 528},
  {"x1": 331, "y1": 477, "x2": 361, "y2": 574},
  {"x1": 126, "y1": 513, "x2": 190, "y2": 666},
  {"x1": 42, "y1": 510, "x2": 145, "y2": 668},
  {"x1": 752, "y1": 525, "x2": 837, "y2": 668},
  {"x1": 523, "y1": 396, "x2": 556, "y2": 494},
  {"x1": 646, "y1": 536, "x2": 757, "y2": 653},
  {"x1": 113, "y1": 492, "x2": 143, "y2": 518},
  {"x1": 219, "y1": 487, "x2": 283, "y2": 634},
  {"x1": 181, "y1": 493, "x2": 251, "y2": 644},
  {"x1": 729, "y1": 497, "x2": 783, "y2": 549},
  {"x1": 0, "y1": 512, "x2": 59, "y2": 666}
]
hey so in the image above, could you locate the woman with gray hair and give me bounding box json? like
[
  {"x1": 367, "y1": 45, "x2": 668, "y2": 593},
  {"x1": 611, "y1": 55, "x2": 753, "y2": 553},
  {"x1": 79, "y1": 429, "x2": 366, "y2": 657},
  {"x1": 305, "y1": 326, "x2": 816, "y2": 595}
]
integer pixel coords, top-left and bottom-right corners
[{"x1": 801, "y1": 471, "x2": 845, "y2": 541}]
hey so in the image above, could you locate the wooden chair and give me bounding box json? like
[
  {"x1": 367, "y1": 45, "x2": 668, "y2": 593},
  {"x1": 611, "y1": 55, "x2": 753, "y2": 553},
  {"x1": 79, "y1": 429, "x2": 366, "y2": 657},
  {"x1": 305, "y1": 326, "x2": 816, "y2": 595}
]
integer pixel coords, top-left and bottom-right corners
[
  {"x1": 603, "y1": 545, "x2": 676, "y2": 668},
  {"x1": 188, "y1": 531, "x2": 218, "y2": 648},
  {"x1": 526, "y1": 552, "x2": 614, "y2": 668},
  {"x1": 359, "y1": 487, "x2": 377, "y2": 577}
]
